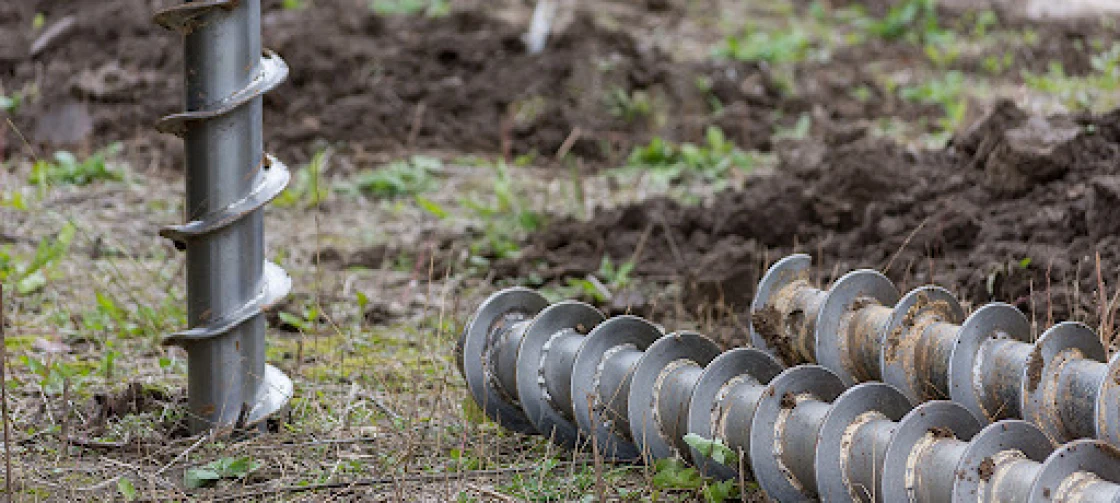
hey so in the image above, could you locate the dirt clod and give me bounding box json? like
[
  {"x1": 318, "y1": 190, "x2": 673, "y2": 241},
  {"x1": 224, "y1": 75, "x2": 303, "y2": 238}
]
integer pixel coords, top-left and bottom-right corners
[
  {"x1": 1026, "y1": 346, "x2": 1045, "y2": 392},
  {"x1": 929, "y1": 426, "x2": 955, "y2": 439},
  {"x1": 978, "y1": 456, "x2": 996, "y2": 481},
  {"x1": 752, "y1": 306, "x2": 796, "y2": 364}
]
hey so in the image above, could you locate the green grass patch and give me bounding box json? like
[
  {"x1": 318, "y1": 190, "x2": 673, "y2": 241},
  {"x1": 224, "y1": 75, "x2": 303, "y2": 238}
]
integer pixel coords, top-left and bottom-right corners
[
  {"x1": 620, "y1": 127, "x2": 759, "y2": 185},
  {"x1": 900, "y1": 70, "x2": 968, "y2": 134},
  {"x1": 29, "y1": 143, "x2": 124, "y2": 187},
  {"x1": 370, "y1": 0, "x2": 449, "y2": 17},
  {"x1": 354, "y1": 155, "x2": 443, "y2": 198},
  {"x1": 1023, "y1": 43, "x2": 1120, "y2": 112},
  {"x1": 716, "y1": 27, "x2": 812, "y2": 65}
]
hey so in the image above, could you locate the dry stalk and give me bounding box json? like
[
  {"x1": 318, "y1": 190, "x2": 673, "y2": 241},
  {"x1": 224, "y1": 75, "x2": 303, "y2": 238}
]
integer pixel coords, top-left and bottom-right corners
[{"x1": 0, "y1": 284, "x2": 10, "y2": 501}]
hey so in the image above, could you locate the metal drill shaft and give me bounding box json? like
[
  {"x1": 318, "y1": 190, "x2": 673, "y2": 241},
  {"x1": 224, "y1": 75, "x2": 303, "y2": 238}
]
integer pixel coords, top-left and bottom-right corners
[
  {"x1": 460, "y1": 288, "x2": 1120, "y2": 502},
  {"x1": 154, "y1": 0, "x2": 292, "y2": 433},
  {"x1": 752, "y1": 254, "x2": 1120, "y2": 448}
]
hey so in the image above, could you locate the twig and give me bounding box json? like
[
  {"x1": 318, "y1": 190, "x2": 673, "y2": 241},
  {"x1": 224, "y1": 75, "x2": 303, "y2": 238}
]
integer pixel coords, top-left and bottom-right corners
[
  {"x1": 1098, "y1": 252, "x2": 1108, "y2": 347},
  {"x1": 465, "y1": 482, "x2": 519, "y2": 502},
  {"x1": 882, "y1": 216, "x2": 930, "y2": 275},
  {"x1": 65, "y1": 436, "x2": 127, "y2": 449},
  {"x1": 272, "y1": 435, "x2": 381, "y2": 449},
  {"x1": 654, "y1": 214, "x2": 685, "y2": 268},
  {"x1": 407, "y1": 102, "x2": 427, "y2": 150},
  {"x1": 154, "y1": 433, "x2": 209, "y2": 476},
  {"x1": 555, "y1": 127, "x2": 582, "y2": 161},
  {"x1": 29, "y1": 15, "x2": 76, "y2": 57},
  {"x1": 0, "y1": 284, "x2": 11, "y2": 501},
  {"x1": 627, "y1": 221, "x2": 655, "y2": 270},
  {"x1": 207, "y1": 464, "x2": 568, "y2": 502},
  {"x1": 585, "y1": 275, "x2": 612, "y2": 302}
]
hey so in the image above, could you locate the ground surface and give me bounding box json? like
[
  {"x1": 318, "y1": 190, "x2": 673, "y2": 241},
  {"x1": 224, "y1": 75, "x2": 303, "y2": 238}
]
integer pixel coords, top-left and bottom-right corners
[{"x1": 1, "y1": 0, "x2": 1120, "y2": 501}]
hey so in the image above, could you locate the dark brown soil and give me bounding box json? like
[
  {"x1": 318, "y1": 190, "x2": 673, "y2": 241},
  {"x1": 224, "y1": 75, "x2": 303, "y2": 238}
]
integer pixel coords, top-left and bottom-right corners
[
  {"x1": 9, "y1": 0, "x2": 1087, "y2": 170},
  {"x1": 503, "y1": 100, "x2": 1120, "y2": 346},
  {"x1": 0, "y1": 0, "x2": 803, "y2": 167}
]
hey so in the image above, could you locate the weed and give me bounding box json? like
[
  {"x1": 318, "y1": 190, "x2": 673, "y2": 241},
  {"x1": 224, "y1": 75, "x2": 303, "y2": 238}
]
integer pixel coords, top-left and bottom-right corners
[
  {"x1": 279, "y1": 305, "x2": 321, "y2": 333},
  {"x1": 970, "y1": 10, "x2": 999, "y2": 38},
  {"x1": 683, "y1": 433, "x2": 737, "y2": 466},
  {"x1": 900, "y1": 70, "x2": 968, "y2": 133},
  {"x1": 622, "y1": 127, "x2": 757, "y2": 185},
  {"x1": 598, "y1": 256, "x2": 634, "y2": 290},
  {"x1": 716, "y1": 26, "x2": 811, "y2": 65},
  {"x1": 370, "y1": 0, "x2": 449, "y2": 17},
  {"x1": 275, "y1": 149, "x2": 331, "y2": 208},
  {"x1": 605, "y1": 87, "x2": 654, "y2": 123},
  {"x1": 982, "y1": 53, "x2": 1015, "y2": 75},
  {"x1": 694, "y1": 76, "x2": 724, "y2": 113},
  {"x1": 923, "y1": 31, "x2": 962, "y2": 68},
  {"x1": 649, "y1": 457, "x2": 738, "y2": 502},
  {"x1": 461, "y1": 161, "x2": 543, "y2": 261},
  {"x1": 117, "y1": 478, "x2": 137, "y2": 501},
  {"x1": 774, "y1": 113, "x2": 813, "y2": 141},
  {"x1": 353, "y1": 155, "x2": 442, "y2": 198},
  {"x1": 501, "y1": 458, "x2": 595, "y2": 501},
  {"x1": 1023, "y1": 43, "x2": 1120, "y2": 111},
  {"x1": 0, "y1": 84, "x2": 38, "y2": 115},
  {"x1": 850, "y1": 85, "x2": 874, "y2": 102},
  {"x1": 29, "y1": 143, "x2": 125, "y2": 187},
  {"x1": 0, "y1": 222, "x2": 75, "y2": 295},
  {"x1": 282, "y1": 0, "x2": 306, "y2": 9},
  {"x1": 868, "y1": 0, "x2": 939, "y2": 42},
  {"x1": 0, "y1": 189, "x2": 28, "y2": 210},
  {"x1": 679, "y1": 435, "x2": 746, "y2": 502},
  {"x1": 184, "y1": 456, "x2": 262, "y2": 488},
  {"x1": 22, "y1": 355, "x2": 88, "y2": 396},
  {"x1": 414, "y1": 195, "x2": 449, "y2": 219}
]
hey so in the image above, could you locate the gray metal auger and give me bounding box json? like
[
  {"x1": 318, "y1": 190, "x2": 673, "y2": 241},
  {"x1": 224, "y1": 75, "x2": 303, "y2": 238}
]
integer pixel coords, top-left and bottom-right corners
[
  {"x1": 457, "y1": 287, "x2": 773, "y2": 462},
  {"x1": 458, "y1": 289, "x2": 1120, "y2": 502},
  {"x1": 750, "y1": 254, "x2": 1120, "y2": 447},
  {"x1": 154, "y1": 0, "x2": 293, "y2": 433}
]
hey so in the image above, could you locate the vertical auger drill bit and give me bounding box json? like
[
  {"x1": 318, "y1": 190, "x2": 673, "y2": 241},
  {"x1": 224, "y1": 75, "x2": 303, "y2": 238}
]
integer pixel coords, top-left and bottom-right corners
[{"x1": 154, "y1": 0, "x2": 293, "y2": 433}]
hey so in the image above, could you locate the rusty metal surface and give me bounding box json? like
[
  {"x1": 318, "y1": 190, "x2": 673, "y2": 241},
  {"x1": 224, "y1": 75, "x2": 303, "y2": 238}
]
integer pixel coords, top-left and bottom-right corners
[
  {"x1": 461, "y1": 287, "x2": 1120, "y2": 502},
  {"x1": 749, "y1": 255, "x2": 1120, "y2": 455}
]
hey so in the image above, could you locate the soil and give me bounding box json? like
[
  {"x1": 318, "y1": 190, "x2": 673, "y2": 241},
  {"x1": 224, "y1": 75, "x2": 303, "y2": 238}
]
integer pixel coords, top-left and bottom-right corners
[
  {"x1": 504, "y1": 100, "x2": 1120, "y2": 347},
  {"x1": 0, "y1": 0, "x2": 803, "y2": 167},
  {"x1": 12, "y1": 0, "x2": 1101, "y2": 169},
  {"x1": 978, "y1": 455, "x2": 996, "y2": 481}
]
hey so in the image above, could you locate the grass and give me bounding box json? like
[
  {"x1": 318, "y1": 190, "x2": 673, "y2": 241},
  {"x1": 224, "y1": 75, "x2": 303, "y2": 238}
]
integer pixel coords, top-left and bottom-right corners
[
  {"x1": 605, "y1": 87, "x2": 655, "y2": 124},
  {"x1": 354, "y1": 155, "x2": 443, "y2": 198},
  {"x1": 4, "y1": 1, "x2": 1120, "y2": 501},
  {"x1": 28, "y1": 143, "x2": 125, "y2": 187},
  {"x1": 900, "y1": 70, "x2": 969, "y2": 133},
  {"x1": 370, "y1": 0, "x2": 449, "y2": 17},
  {"x1": 716, "y1": 27, "x2": 812, "y2": 65},
  {"x1": 1023, "y1": 42, "x2": 1120, "y2": 112},
  {"x1": 620, "y1": 127, "x2": 760, "y2": 186}
]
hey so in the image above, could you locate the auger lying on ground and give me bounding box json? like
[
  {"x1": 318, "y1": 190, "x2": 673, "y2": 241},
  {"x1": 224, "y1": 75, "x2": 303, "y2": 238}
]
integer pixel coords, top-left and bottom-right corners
[
  {"x1": 458, "y1": 288, "x2": 1120, "y2": 502},
  {"x1": 750, "y1": 254, "x2": 1120, "y2": 447},
  {"x1": 154, "y1": 0, "x2": 293, "y2": 432}
]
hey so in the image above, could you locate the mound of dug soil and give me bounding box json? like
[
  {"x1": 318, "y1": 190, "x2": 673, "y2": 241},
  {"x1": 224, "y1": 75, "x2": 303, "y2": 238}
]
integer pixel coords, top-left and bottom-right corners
[
  {"x1": 0, "y1": 0, "x2": 799, "y2": 166},
  {"x1": 503, "y1": 100, "x2": 1120, "y2": 345}
]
